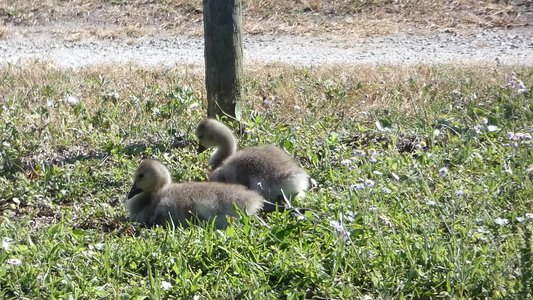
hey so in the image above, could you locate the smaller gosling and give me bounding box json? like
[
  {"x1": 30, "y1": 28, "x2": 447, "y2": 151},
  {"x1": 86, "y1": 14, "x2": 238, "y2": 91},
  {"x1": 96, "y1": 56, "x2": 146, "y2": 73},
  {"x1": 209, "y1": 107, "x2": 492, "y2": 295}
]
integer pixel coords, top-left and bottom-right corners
[
  {"x1": 196, "y1": 119, "x2": 310, "y2": 212},
  {"x1": 126, "y1": 159, "x2": 264, "y2": 229}
]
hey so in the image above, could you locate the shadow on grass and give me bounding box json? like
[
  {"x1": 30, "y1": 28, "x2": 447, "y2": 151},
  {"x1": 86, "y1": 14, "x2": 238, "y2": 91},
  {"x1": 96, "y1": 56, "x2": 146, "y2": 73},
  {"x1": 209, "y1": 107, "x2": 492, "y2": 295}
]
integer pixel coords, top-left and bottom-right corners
[{"x1": 1, "y1": 135, "x2": 191, "y2": 178}]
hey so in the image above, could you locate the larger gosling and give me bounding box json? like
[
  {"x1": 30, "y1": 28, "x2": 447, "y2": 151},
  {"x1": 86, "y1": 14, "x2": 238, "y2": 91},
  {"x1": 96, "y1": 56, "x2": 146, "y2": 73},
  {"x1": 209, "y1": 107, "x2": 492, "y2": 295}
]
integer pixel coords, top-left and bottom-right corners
[
  {"x1": 126, "y1": 159, "x2": 264, "y2": 229},
  {"x1": 195, "y1": 119, "x2": 309, "y2": 212}
]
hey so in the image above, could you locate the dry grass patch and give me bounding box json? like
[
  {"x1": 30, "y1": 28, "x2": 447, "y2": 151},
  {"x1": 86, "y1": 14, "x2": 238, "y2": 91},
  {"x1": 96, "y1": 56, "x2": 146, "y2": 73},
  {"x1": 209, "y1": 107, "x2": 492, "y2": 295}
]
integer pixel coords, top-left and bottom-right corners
[
  {"x1": 0, "y1": 0, "x2": 530, "y2": 39},
  {"x1": 1, "y1": 62, "x2": 530, "y2": 154},
  {"x1": 0, "y1": 25, "x2": 10, "y2": 39},
  {"x1": 1, "y1": 62, "x2": 530, "y2": 125},
  {"x1": 243, "y1": 63, "x2": 531, "y2": 125}
]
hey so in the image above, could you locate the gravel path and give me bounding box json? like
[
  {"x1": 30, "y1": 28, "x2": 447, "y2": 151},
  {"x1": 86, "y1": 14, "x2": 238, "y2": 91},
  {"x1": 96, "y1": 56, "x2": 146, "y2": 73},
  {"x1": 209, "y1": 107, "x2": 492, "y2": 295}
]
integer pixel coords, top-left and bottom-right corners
[{"x1": 1, "y1": 28, "x2": 532, "y2": 68}]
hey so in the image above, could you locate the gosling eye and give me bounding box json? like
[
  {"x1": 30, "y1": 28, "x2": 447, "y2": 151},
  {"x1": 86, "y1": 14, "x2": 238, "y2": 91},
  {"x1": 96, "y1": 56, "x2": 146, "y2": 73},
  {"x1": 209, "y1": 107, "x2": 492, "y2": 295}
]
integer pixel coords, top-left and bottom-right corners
[{"x1": 138, "y1": 173, "x2": 144, "y2": 179}]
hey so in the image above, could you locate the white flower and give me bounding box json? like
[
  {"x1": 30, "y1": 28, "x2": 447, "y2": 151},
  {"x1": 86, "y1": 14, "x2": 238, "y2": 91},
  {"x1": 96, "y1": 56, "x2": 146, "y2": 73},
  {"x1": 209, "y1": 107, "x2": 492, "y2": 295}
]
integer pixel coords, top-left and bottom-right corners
[
  {"x1": 518, "y1": 133, "x2": 532, "y2": 141},
  {"x1": 6, "y1": 258, "x2": 22, "y2": 266},
  {"x1": 507, "y1": 132, "x2": 532, "y2": 145},
  {"x1": 451, "y1": 89, "x2": 462, "y2": 99},
  {"x1": 188, "y1": 102, "x2": 199, "y2": 110},
  {"x1": 494, "y1": 218, "x2": 509, "y2": 226},
  {"x1": 93, "y1": 243, "x2": 106, "y2": 251},
  {"x1": 107, "y1": 92, "x2": 120, "y2": 100},
  {"x1": 350, "y1": 183, "x2": 365, "y2": 191},
  {"x1": 516, "y1": 217, "x2": 525, "y2": 223},
  {"x1": 473, "y1": 125, "x2": 483, "y2": 134},
  {"x1": 379, "y1": 215, "x2": 393, "y2": 229},
  {"x1": 329, "y1": 220, "x2": 342, "y2": 230},
  {"x1": 526, "y1": 166, "x2": 533, "y2": 175},
  {"x1": 161, "y1": 280, "x2": 172, "y2": 290},
  {"x1": 353, "y1": 149, "x2": 366, "y2": 157},
  {"x1": 262, "y1": 97, "x2": 273, "y2": 107},
  {"x1": 65, "y1": 95, "x2": 80, "y2": 105},
  {"x1": 344, "y1": 211, "x2": 355, "y2": 222},
  {"x1": 365, "y1": 179, "x2": 375, "y2": 188},
  {"x1": 2, "y1": 237, "x2": 13, "y2": 250},
  {"x1": 477, "y1": 227, "x2": 489, "y2": 234},
  {"x1": 455, "y1": 190, "x2": 464, "y2": 197},
  {"x1": 368, "y1": 157, "x2": 377, "y2": 163},
  {"x1": 329, "y1": 220, "x2": 350, "y2": 240},
  {"x1": 414, "y1": 141, "x2": 426, "y2": 150},
  {"x1": 487, "y1": 125, "x2": 499, "y2": 132},
  {"x1": 95, "y1": 286, "x2": 106, "y2": 292},
  {"x1": 427, "y1": 200, "x2": 436, "y2": 206},
  {"x1": 507, "y1": 74, "x2": 528, "y2": 93},
  {"x1": 438, "y1": 167, "x2": 449, "y2": 178},
  {"x1": 525, "y1": 213, "x2": 533, "y2": 220},
  {"x1": 391, "y1": 172, "x2": 400, "y2": 181},
  {"x1": 340, "y1": 159, "x2": 352, "y2": 166}
]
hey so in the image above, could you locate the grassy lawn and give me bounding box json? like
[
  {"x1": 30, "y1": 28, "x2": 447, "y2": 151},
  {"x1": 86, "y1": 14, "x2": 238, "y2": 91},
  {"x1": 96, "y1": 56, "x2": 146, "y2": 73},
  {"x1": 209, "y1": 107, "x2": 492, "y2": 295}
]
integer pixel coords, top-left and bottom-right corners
[{"x1": 0, "y1": 62, "x2": 532, "y2": 298}]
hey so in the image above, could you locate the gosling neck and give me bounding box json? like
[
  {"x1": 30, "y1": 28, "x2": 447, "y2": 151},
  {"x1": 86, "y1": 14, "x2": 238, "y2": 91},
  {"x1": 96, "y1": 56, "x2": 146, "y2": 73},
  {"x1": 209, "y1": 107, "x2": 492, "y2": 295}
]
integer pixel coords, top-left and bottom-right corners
[{"x1": 209, "y1": 131, "x2": 237, "y2": 168}]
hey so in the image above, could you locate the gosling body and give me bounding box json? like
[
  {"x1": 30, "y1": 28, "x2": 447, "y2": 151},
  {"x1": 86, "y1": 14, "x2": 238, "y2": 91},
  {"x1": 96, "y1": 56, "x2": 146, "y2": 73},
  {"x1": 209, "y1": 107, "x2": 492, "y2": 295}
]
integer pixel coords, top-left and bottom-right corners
[
  {"x1": 196, "y1": 119, "x2": 309, "y2": 212},
  {"x1": 126, "y1": 159, "x2": 264, "y2": 228}
]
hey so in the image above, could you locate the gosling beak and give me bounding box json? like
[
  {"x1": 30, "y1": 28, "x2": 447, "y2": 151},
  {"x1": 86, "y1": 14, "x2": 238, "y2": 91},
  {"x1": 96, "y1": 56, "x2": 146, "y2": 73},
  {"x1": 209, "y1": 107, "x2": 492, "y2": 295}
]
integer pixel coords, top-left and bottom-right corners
[
  {"x1": 127, "y1": 184, "x2": 143, "y2": 199},
  {"x1": 197, "y1": 144, "x2": 207, "y2": 154}
]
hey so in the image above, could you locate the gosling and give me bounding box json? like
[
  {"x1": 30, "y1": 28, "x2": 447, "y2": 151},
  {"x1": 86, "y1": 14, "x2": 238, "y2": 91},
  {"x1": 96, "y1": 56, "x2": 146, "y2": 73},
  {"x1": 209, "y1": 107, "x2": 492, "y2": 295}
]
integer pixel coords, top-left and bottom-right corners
[
  {"x1": 195, "y1": 118, "x2": 309, "y2": 212},
  {"x1": 126, "y1": 159, "x2": 264, "y2": 229}
]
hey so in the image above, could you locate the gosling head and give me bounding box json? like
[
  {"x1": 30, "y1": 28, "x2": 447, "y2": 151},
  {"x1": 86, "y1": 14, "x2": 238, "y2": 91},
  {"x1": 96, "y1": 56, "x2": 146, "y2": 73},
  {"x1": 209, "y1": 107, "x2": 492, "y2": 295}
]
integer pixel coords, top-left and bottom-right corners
[
  {"x1": 195, "y1": 119, "x2": 235, "y2": 154},
  {"x1": 128, "y1": 159, "x2": 172, "y2": 199}
]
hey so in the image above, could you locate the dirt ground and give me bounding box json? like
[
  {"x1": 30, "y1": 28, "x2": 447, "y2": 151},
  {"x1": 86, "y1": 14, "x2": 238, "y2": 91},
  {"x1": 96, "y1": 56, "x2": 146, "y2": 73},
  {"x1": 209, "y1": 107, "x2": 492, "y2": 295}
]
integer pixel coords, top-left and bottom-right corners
[{"x1": 0, "y1": 1, "x2": 532, "y2": 67}]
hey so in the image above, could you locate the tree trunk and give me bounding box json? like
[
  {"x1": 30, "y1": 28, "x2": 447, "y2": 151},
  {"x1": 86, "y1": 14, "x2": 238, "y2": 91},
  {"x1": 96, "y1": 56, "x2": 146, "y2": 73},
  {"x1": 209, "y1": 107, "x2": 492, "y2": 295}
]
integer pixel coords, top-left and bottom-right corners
[{"x1": 203, "y1": 0, "x2": 243, "y2": 119}]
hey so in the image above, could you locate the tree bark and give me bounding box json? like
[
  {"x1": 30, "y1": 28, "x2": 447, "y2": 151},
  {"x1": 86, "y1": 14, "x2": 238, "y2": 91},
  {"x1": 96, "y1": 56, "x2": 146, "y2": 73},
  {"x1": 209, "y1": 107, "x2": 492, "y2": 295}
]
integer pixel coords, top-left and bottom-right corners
[{"x1": 203, "y1": 0, "x2": 243, "y2": 119}]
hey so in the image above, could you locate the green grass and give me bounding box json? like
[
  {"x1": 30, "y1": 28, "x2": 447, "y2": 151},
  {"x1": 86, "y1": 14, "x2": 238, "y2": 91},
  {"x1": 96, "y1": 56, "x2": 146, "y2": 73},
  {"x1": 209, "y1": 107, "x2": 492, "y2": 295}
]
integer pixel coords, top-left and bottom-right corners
[{"x1": 0, "y1": 63, "x2": 532, "y2": 299}]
